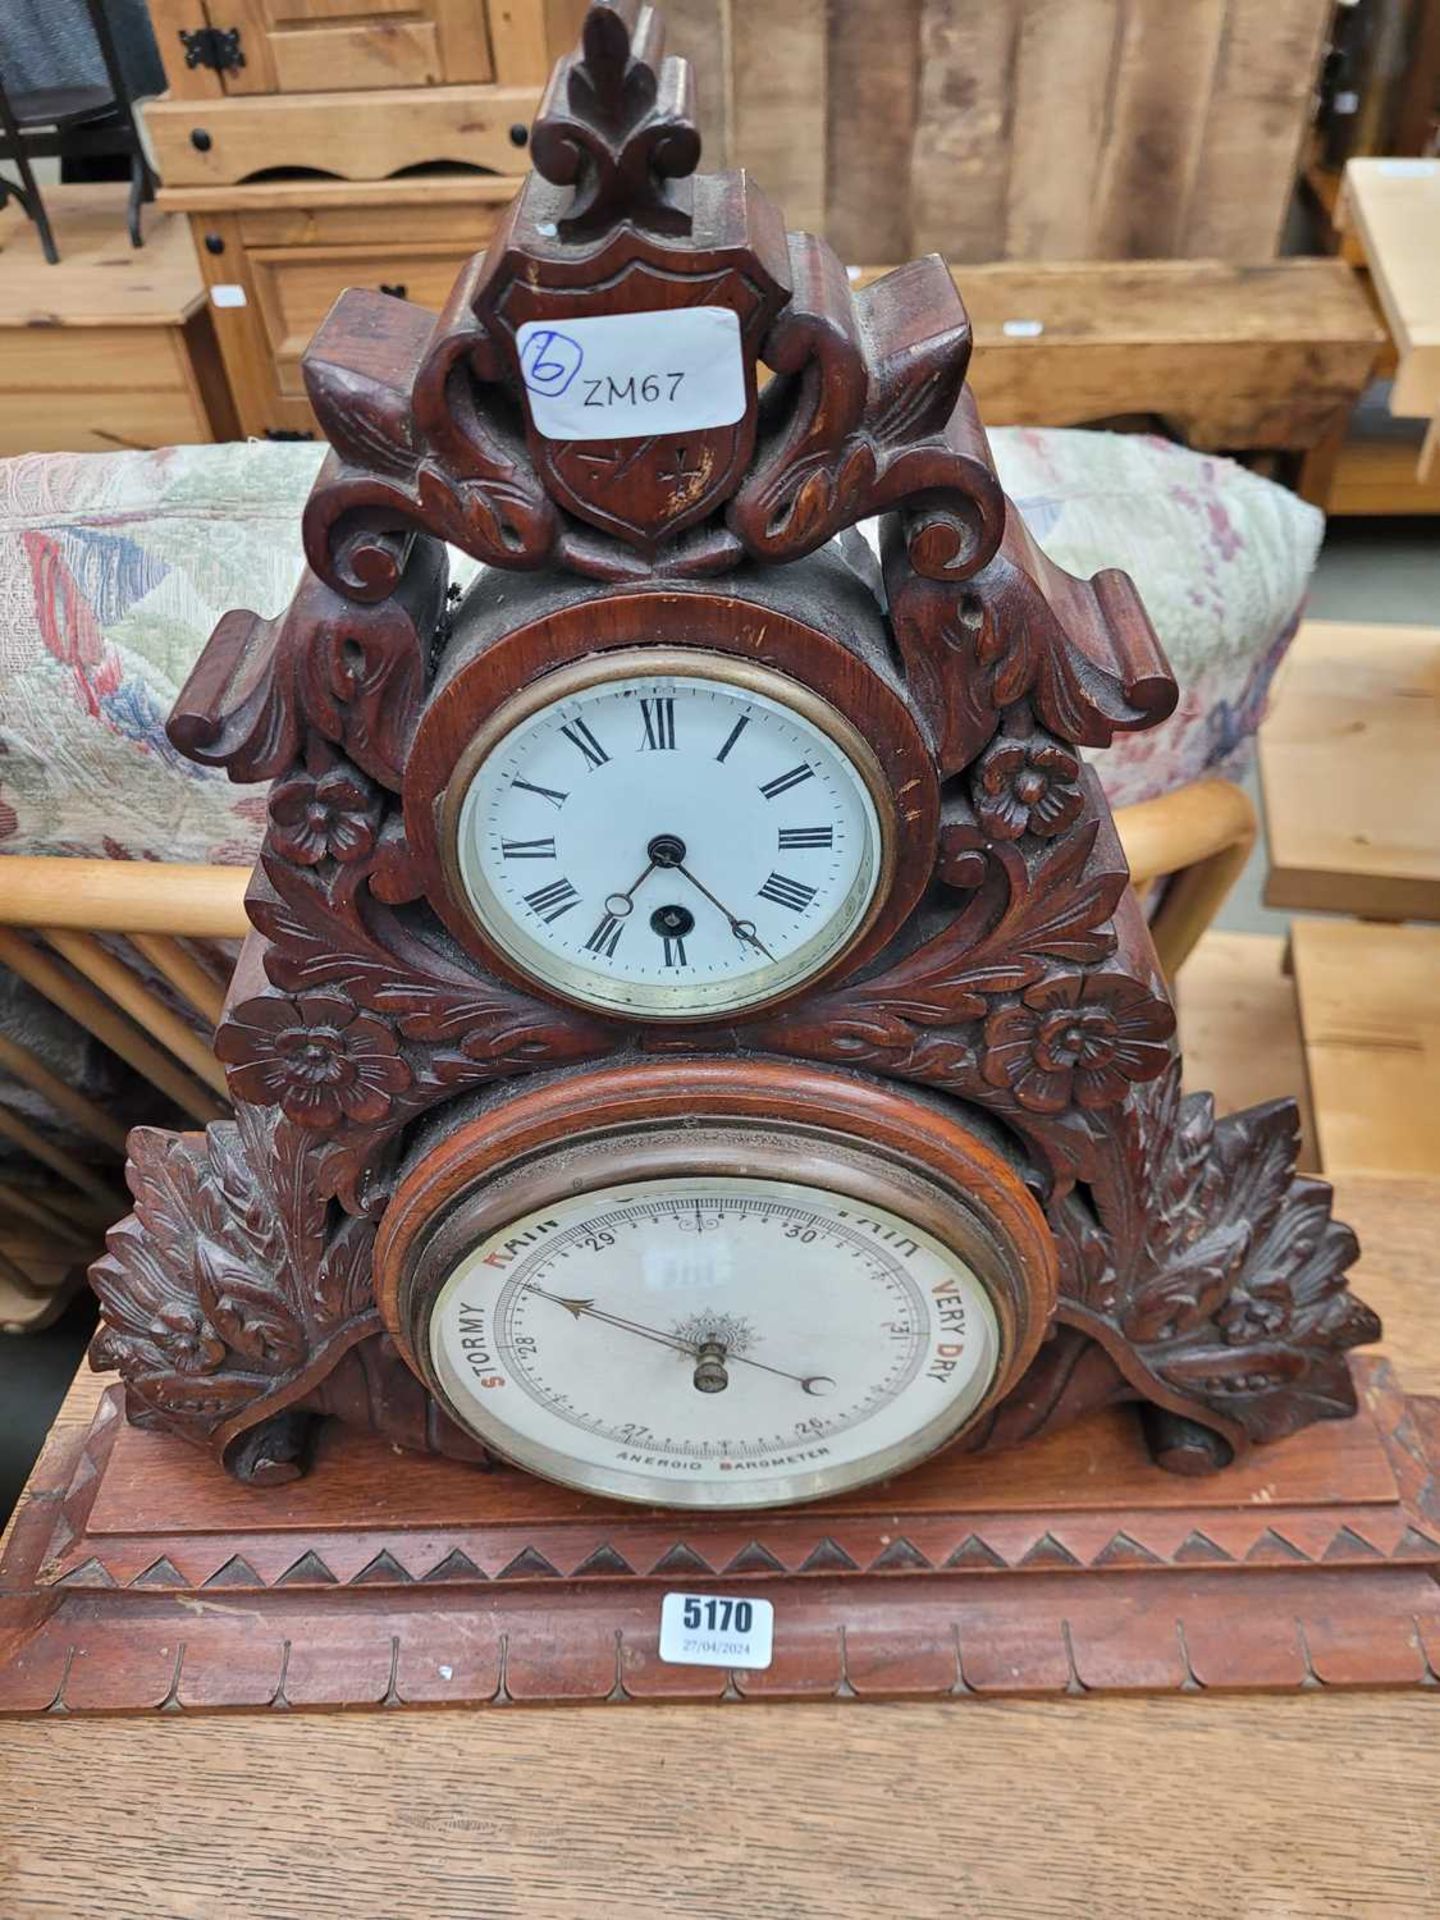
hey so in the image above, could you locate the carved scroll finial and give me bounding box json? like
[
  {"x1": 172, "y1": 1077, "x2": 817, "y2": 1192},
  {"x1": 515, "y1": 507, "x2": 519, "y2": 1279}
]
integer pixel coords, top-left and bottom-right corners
[{"x1": 531, "y1": 0, "x2": 700, "y2": 239}]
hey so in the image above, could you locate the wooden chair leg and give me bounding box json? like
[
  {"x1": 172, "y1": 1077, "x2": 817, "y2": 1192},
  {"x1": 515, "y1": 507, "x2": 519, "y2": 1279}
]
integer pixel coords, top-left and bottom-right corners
[
  {"x1": 0, "y1": 928, "x2": 225, "y2": 1126},
  {"x1": 0, "y1": 1029, "x2": 129, "y2": 1153},
  {"x1": 0, "y1": 1180, "x2": 95, "y2": 1250},
  {"x1": 0, "y1": 1103, "x2": 124, "y2": 1212},
  {"x1": 41, "y1": 930, "x2": 231, "y2": 1102},
  {"x1": 127, "y1": 933, "x2": 227, "y2": 1027}
]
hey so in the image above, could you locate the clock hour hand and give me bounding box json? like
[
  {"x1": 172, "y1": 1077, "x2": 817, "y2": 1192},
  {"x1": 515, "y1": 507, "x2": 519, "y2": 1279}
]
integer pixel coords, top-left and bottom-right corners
[{"x1": 603, "y1": 858, "x2": 655, "y2": 919}]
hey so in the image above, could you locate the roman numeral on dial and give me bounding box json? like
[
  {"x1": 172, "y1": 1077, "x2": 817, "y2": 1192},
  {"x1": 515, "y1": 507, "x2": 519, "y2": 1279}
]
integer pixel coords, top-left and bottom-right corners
[
  {"x1": 523, "y1": 877, "x2": 580, "y2": 923},
  {"x1": 757, "y1": 872, "x2": 817, "y2": 912},
  {"x1": 662, "y1": 935, "x2": 687, "y2": 967},
  {"x1": 639, "y1": 697, "x2": 676, "y2": 751},
  {"x1": 583, "y1": 913, "x2": 625, "y2": 957},
  {"x1": 715, "y1": 715, "x2": 750, "y2": 763},
  {"x1": 501, "y1": 837, "x2": 556, "y2": 859},
  {"x1": 778, "y1": 826, "x2": 834, "y2": 849},
  {"x1": 759, "y1": 763, "x2": 814, "y2": 800},
  {"x1": 511, "y1": 777, "x2": 568, "y2": 810},
  {"x1": 560, "y1": 717, "x2": 610, "y2": 768}
]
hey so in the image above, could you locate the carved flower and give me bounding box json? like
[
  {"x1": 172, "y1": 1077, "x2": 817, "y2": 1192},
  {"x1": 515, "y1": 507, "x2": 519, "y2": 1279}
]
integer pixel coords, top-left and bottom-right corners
[
  {"x1": 981, "y1": 971, "x2": 1174, "y2": 1113},
  {"x1": 219, "y1": 994, "x2": 412, "y2": 1130},
  {"x1": 972, "y1": 729, "x2": 1082, "y2": 841},
  {"x1": 148, "y1": 1300, "x2": 225, "y2": 1375},
  {"x1": 269, "y1": 764, "x2": 382, "y2": 866}
]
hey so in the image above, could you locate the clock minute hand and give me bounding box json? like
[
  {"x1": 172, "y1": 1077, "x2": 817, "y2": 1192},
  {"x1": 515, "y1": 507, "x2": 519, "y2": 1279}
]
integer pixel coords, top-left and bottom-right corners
[{"x1": 672, "y1": 863, "x2": 777, "y2": 962}]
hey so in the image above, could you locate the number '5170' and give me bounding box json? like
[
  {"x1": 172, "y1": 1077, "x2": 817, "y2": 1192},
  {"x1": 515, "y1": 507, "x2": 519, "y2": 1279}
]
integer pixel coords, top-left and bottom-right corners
[{"x1": 682, "y1": 1596, "x2": 754, "y2": 1632}]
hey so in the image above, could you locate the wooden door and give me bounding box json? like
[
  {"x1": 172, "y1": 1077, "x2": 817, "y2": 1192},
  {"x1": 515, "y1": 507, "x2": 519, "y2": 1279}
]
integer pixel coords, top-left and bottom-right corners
[{"x1": 149, "y1": 0, "x2": 568, "y2": 95}]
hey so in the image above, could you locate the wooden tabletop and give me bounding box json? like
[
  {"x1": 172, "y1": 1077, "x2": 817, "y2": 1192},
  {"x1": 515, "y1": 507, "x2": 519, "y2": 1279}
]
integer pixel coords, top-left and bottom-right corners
[
  {"x1": 1339, "y1": 157, "x2": 1440, "y2": 421},
  {"x1": 1261, "y1": 619, "x2": 1440, "y2": 923},
  {"x1": 1294, "y1": 919, "x2": 1440, "y2": 1179},
  {"x1": 1, "y1": 1172, "x2": 1436, "y2": 1918},
  {"x1": 0, "y1": 186, "x2": 204, "y2": 330}
]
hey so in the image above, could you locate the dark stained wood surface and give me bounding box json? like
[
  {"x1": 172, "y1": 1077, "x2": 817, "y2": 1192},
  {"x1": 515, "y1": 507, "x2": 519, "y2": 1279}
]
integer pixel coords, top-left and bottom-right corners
[
  {"x1": 90, "y1": 0, "x2": 1378, "y2": 1501},
  {"x1": 1, "y1": 1177, "x2": 1438, "y2": 1917}
]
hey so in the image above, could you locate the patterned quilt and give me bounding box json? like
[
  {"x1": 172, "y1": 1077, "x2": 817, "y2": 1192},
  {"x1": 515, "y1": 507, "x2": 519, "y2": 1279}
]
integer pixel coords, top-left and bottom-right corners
[
  {"x1": 0, "y1": 433, "x2": 1321, "y2": 1155},
  {"x1": 0, "y1": 431, "x2": 1322, "y2": 864}
]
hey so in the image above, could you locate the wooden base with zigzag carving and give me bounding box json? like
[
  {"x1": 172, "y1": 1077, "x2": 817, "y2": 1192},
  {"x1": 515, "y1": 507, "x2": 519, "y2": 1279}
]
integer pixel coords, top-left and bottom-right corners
[{"x1": 2, "y1": 1359, "x2": 1437, "y2": 1713}]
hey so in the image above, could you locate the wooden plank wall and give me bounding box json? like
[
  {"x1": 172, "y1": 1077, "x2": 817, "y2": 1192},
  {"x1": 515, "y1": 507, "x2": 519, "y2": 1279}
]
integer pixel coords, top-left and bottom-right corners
[{"x1": 664, "y1": 0, "x2": 1331, "y2": 263}]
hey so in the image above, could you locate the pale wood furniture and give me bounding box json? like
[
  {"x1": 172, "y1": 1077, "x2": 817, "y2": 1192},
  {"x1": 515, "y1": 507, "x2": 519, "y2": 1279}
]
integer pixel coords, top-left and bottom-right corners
[
  {"x1": 1260, "y1": 620, "x2": 1440, "y2": 923},
  {"x1": 1292, "y1": 918, "x2": 1440, "y2": 1182},
  {"x1": 1175, "y1": 930, "x2": 1316, "y2": 1170},
  {"x1": 146, "y1": 0, "x2": 567, "y2": 95},
  {"x1": 140, "y1": 0, "x2": 575, "y2": 185},
  {"x1": 163, "y1": 174, "x2": 522, "y2": 438},
  {"x1": 1314, "y1": 156, "x2": 1440, "y2": 515},
  {"x1": 138, "y1": 3, "x2": 582, "y2": 433},
  {"x1": 2, "y1": 1172, "x2": 1434, "y2": 1908},
  {"x1": 0, "y1": 185, "x2": 236, "y2": 455},
  {"x1": 145, "y1": 79, "x2": 544, "y2": 187},
  {"x1": 858, "y1": 260, "x2": 1382, "y2": 470},
  {"x1": 144, "y1": 3, "x2": 1335, "y2": 262},
  {"x1": 1112, "y1": 777, "x2": 1257, "y2": 978},
  {"x1": 1338, "y1": 158, "x2": 1440, "y2": 483}
]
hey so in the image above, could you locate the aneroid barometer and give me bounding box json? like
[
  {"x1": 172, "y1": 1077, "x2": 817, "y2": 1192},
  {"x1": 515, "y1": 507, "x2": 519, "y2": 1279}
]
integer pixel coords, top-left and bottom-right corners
[{"x1": 91, "y1": 0, "x2": 1376, "y2": 1511}]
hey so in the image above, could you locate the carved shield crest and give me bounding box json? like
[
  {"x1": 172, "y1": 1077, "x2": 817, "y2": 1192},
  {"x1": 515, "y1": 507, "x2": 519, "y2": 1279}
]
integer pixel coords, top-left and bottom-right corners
[{"x1": 488, "y1": 256, "x2": 777, "y2": 554}]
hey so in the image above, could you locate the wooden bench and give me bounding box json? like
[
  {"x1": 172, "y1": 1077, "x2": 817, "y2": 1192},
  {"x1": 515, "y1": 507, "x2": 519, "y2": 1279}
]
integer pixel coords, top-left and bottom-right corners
[
  {"x1": 1260, "y1": 620, "x2": 1440, "y2": 923},
  {"x1": 1337, "y1": 159, "x2": 1440, "y2": 488},
  {"x1": 858, "y1": 260, "x2": 1383, "y2": 476},
  {"x1": 1292, "y1": 918, "x2": 1440, "y2": 1180}
]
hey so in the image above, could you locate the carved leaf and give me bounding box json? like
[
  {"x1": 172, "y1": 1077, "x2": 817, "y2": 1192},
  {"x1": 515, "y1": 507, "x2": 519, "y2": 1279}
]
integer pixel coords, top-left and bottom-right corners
[
  {"x1": 1074, "y1": 1078, "x2": 1379, "y2": 1444},
  {"x1": 312, "y1": 1213, "x2": 379, "y2": 1325},
  {"x1": 250, "y1": 852, "x2": 610, "y2": 1065},
  {"x1": 91, "y1": 1114, "x2": 383, "y2": 1453},
  {"x1": 194, "y1": 1234, "x2": 307, "y2": 1371},
  {"x1": 1119, "y1": 1220, "x2": 1250, "y2": 1343}
]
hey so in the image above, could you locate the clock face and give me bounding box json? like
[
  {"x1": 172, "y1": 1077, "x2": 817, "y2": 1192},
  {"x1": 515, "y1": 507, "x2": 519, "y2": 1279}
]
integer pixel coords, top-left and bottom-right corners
[
  {"x1": 426, "y1": 1174, "x2": 1002, "y2": 1508},
  {"x1": 448, "y1": 661, "x2": 887, "y2": 1018}
]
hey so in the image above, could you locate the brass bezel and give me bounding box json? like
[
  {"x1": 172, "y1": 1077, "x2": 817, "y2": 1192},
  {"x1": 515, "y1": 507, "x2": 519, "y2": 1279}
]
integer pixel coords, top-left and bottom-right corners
[
  {"x1": 436, "y1": 646, "x2": 900, "y2": 1023},
  {"x1": 399, "y1": 1120, "x2": 1026, "y2": 1510}
]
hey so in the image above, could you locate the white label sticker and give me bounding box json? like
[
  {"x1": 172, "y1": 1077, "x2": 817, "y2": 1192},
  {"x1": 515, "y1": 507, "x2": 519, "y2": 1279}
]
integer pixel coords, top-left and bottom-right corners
[
  {"x1": 209, "y1": 284, "x2": 248, "y2": 309},
  {"x1": 517, "y1": 307, "x2": 745, "y2": 442},
  {"x1": 1002, "y1": 318, "x2": 1045, "y2": 338},
  {"x1": 1377, "y1": 158, "x2": 1439, "y2": 178},
  {"x1": 659, "y1": 1592, "x2": 774, "y2": 1670}
]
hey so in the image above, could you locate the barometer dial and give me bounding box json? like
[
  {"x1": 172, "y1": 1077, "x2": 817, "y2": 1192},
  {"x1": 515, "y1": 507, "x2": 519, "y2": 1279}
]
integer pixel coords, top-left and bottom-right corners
[
  {"x1": 445, "y1": 659, "x2": 889, "y2": 1018},
  {"x1": 426, "y1": 1174, "x2": 1003, "y2": 1508}
]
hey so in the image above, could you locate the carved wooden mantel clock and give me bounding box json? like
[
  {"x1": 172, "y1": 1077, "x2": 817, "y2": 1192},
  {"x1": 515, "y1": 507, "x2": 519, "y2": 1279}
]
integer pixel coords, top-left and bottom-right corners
[{"x1": 91, "y1": 0, "x2": 1379, "y2": 1511}]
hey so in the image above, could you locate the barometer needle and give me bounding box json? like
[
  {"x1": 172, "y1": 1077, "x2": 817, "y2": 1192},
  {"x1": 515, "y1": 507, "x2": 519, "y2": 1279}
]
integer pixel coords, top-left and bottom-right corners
[{"x1": 529, "y1": 1286, "x2": 832, "y2": 1393}]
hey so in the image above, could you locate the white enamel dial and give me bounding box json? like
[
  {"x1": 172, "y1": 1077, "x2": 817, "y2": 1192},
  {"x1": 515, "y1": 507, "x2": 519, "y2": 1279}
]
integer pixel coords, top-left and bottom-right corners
[
  {"x1": 450, "y1": 662, "x2": 886, "y2": 1017},
  {"x1": 427, "y1": 1175, "x2": 1003, "y2": 1508}
]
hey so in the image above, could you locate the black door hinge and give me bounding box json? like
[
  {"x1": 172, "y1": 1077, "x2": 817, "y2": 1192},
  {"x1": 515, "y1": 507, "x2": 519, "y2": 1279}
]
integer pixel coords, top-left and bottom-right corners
[{"x1": 178, "y1": 26, "x2": 246, "y2": 74}]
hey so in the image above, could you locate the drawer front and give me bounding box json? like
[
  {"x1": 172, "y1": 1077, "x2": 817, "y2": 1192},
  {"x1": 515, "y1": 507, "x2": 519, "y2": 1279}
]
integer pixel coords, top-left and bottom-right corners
[
  {"x1": 0, "y1": 328, "x2": 210, "y2": 454},
  {"x1": 249, "y1": 246, "x2": 475, "y2": 394}
]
